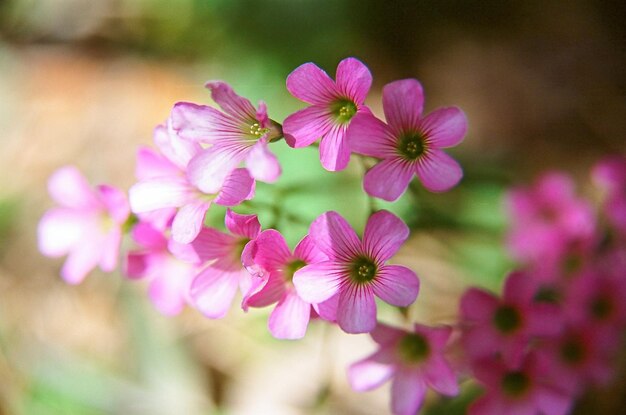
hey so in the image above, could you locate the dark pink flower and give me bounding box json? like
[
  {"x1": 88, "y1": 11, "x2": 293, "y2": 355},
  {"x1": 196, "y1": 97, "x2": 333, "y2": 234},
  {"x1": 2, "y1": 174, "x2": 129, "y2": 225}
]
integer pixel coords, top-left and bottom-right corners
[
  {"x1": 38, "y1": 166, "x2": 130, "y2": 284},
  {"x1": 129, "y1": 122, "x2": 254, "y2": 244},
  {"x1": 460, "y1": 272, "x2": 562, "y2": 365},
  {"x1": 241, "y1": 230, "x2": 328, "y2": 339},
  {"x1": 348, "y1": 323, "x2": 458, "y2": 415},
  {"x1": 180, "y1": 209, "x2": 260, "y2": 319},
  {"x1": 469, "y1": 353, "x2": 572, "y2": 415},
  {"x1": 171, "y1": 81, "x2": 282, "y2": 186},
  {"x1": 283, "y1": 57, "x2": 372, "y2": 171},
  {"x1": 292, "y1": 210, "x2": 419, "y2": 334},
  {"x1": 348, "y1": 79, "x2": 466, "y2": 200}
]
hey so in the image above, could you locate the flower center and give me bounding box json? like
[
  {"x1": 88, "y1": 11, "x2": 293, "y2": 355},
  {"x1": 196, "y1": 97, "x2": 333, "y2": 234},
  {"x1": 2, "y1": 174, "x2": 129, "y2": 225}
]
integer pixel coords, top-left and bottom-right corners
[
  {"x1": 398, "y1": 333, "x2": 430, "y2": 363},
  {"x1": 493, "y1": 305, "x2": 522, "y2": 334},
  {"x1": 560, "y1": 337, "x2": 585, "y2": 364},
  {"x1": 349, "y1": 257, "x2": 378, "y2": 284},
  {"x1": 331, "y1": 99, "x2": 357, "y2": 124},
  {"x1": 397, "y1": 133, "x2": 426, "y2": 160},
  {"x1": 501, "y1": 371, "x2": 530, "y2": 397},
  {"x1": 234, "y1": 238, "x2": 250, "y2": 262},
  {"x1": 533, "y1": 286, "x2": 560, "y2": 304},
  {"x1": 283, "y1": 259, "x2": 307, "y2": 283},
  {"x1": 249, "y1": 122, "x2": 270, "y2": 138},
  {"x1": 590, "y1": 296, "x2": 612, "y2": 320}
]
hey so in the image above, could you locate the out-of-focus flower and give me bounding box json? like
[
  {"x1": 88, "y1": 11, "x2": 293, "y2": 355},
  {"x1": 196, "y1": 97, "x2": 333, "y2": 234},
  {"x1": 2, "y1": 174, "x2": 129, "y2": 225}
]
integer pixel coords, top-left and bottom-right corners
[
  {"x1": 129, "y1": 122, "x2": 254, "y2": 244},
  {"x1": 349, "y1": 78, "x2": 466, "y2": 200},
  {"x1": 171, "y1": 81, "x2": 282, "y2": 186},
  {"x1": 179, "y1": 209, "x2": 260, "y2": 319},
  {"x1": 348, "y1": 323, "x2": 458, "y2": 415},
  {"x1": 592, "y1": 155, "x2": 626, "y2": 236},
  {"x1": 241, "y1": 230, "x2": 328, "y2": 339},
  {"x1": 293, "y1": 210, "x2": 419, "y2": 334},
  {"x1": 460, "y1": 271, "x2": 561, "y2": 365},
  {"x1": 283, "y1": 57, "x2": 372, "y2": 171},
  {"x1": 38, "y1": 166, "x2": 130, "y2": 284}
]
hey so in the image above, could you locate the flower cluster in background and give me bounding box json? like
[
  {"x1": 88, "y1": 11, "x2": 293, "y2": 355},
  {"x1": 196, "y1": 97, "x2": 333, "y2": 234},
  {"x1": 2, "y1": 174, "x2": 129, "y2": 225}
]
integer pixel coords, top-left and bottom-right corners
[{"x1": 36, "y1": 57, "x2": 625, "y2": 415}]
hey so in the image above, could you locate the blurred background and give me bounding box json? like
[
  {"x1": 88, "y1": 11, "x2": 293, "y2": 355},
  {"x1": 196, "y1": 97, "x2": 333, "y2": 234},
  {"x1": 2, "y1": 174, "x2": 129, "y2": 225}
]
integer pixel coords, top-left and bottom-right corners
[{"x1": 0, "y1": 0, "x2": 625, "y2": 414}]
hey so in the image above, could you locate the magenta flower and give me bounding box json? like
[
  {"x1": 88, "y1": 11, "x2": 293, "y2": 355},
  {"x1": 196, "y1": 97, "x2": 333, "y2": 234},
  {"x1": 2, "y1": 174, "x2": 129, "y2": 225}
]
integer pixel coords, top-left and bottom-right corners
[
  {"x1": 124, "y1": 211, "x2": 197, "y2": 316},
  {"x1": 180, "y1": 209, "x2": 260, "y2": 319},
  {"x1": 38, "y1": 166, "x2": 130, "y2": 284},
  {"x1": 171, "y1": 81, "x2": 282, "y2": 187},
  {"x1": 348, "y1": 323, "x2": 458, "y2": 415},
  {"x1": 460, "y1": 271, "x2": 562, "y2": 365},
  {"x1": 347, "y1": 78, "x2": 466, "y2": 200},
  {"x1": 283, "y1": 57, "x2": 372, "y2": 171},
  {"x1": 129, "y1": 122, "x2": 255, "y2": 244},
  {"x1": 469, "y1": 353, "x2": 572, "y2": 415},
  {"x1": 241, "y1": 230, "x2": 328, "y2": 339},
  {"x1": 292, "y1": 210, "x2": 419, "y2": 334}
]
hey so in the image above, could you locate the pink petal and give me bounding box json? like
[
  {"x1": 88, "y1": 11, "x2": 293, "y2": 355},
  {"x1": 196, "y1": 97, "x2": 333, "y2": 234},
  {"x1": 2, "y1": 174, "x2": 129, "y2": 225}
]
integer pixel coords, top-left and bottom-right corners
[
  {"x1": 347, "y1": 113, "x2": 396, "y2": 158},
  {"x1": 286, "y1": 62, "x2": 338, "y2": 105},
  {"x1": 293, "y1": 234, "x2": 328, "y2": 264},
  {"x1": 178, "y1": 227, "x2": 235, "y2": 263},
  {"x1": 256, "y1": 101, "x2": 269, "y2": 128},
  {"x1": 468, "y1": 395, "x2": 505, "y2": 415},
  {"x1": 205, "y1": 81, "x2": 257, "y2": 122},
  {"x1": 423, "y1": 356, "x2": 459, "y2": 396},
  {"x1": 124, "y1": 252, "x2": 151, "y2": 279},
  {"x1": 320, "y1": 124, "x2": 350, "y2": 171},
  {"x1": 97, "y1": 185, "x2": 129, "y2": 224},
  {"x1": 363, "y1": 210, "x2": 410, "y2": 262},
  {"x1": 337, "y1": 284, "x2": 377, "y2": 334},
  {"x1": 60, "y1": 235, "x2": 103, "y2": 284},
  {"x1": 370, "y1": 323, "x2": 405, "y2": 346},
  {"x1": 415, "y1": 149, "x2": 463, "y2": 192},
  {"x1": 48, "y1": 166, "x2": 99, "y2": 209},
  {"x1": 171, "y1": 201, "x2": 211, "y2": 244},
  {"x1": 292, "y1": 261, "x2": 344, "y2": 303},
  {"x1": 191, "y1": 266, "x2": 242, "y2": 318},
  {"x1": 534, "y1": 388, "x2": 572, "y2": 415},
  {"x1": 372, "y1": 265, "x2": 419, "y2": 307},
  {"x1": 170, "y1": 102, "x2": 242, "y2": 143},
  {"x1": 245, "y1": 140, "x2": 281, "y2": 183},
  {"x1": 98, "y1": 228, "x2": 122, "y2": 272},
  {"x1": 348, "y1": 353, "x2": 395, "y2": 392},
  {"x1": 460, "y1": 288, "x2": 499, "y2": 321},
  {"x1": 214, "y1": 168, "x2": 255, "y2": 206},
  {"x1": 313, "y1": 293, "x2": 339, "y2": 322},
  {"x1": 128, "y1": 177, "x2": 194, "y2": 213},
  {"x1": 242, "y1": 272, "x2": 285, "y2": 310},
  {"x1": 135, "y1": 146, "x2": 180, "y2": 180},
  {"x1": 335, "y1": 57, "x2": 372, "y2": 105},
  {"x1": 131, "y1": 222, "x2": 167, "y2": 250},
  {"x1": 420, "y1": 107, "x2": 467, "y2": 148},
  {"x1": 502, "y1": 271, "x2": 537, "y2": 305},
  {"x1": 268, "y1": 290, "x2": 311, "y2": 339},
  {"x1": 309, "y1": 211, "x2": 361, "y2": 260},
  {"x1": 187, "y1": 147, "x2": 244, "y2": 194},
  {"x1": 224, "y1": 209, "x2": 261, "y2": 239},
  {"x1": 391, "y1": 369, "x2": 427, "y2": 415},
  {"x1": 382, "y1": 79, "x2": 424, "y2": 132},
  {"x1": 363, "y1": 158, "x2": 415, "y2": 202},
  {"x1": 38, "y1": 208, "x2": 92, "y2": 257},
  {"x1": 282, "y1": 106, "x2": 332, "y2": 148},
  {"x1": 147, "y1": 262, "x2": 192, "y2": 316},
  {"x1": 153, "y1": 122, "x2": 201, "y2": 169},
  {"x1": 249, "y1": 229, "x2": 291, "y2": 271}
]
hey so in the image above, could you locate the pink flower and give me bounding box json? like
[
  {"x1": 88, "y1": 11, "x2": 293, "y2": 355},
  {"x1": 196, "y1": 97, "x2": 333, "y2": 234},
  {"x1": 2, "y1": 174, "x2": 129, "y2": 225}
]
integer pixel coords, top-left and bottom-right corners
[
  {"x1": 348, "y1": 323, "x2": 458, "y2": 415},
  {"x1": 460, "y1": 272, "x2": 562, "y2": 365},
  {"x1": 505, "y1": 172, "x2": 596, "y2": 275},
  {"x1": 592, "y1": 155, "x2": 626, "y2": 236},
  {"x1": 241, "y1": 230, "x2": 328, "y2": 339},
  {"x1": 180, "y1": 209, "x2": 260, "y2": 319},
  {"x1": 292, "y1": 210, "x2": 419, "y2": 334},
  {"x1": 469, "y1": 353, "x2": 572, "y2": 415},
  {"x1": 171, "y1": 81, "x2": 282, "y2": 186},
  {"x1": 129, "y1": 121, "x2": 255, "y2": 244},
  {"x1": 348, "y1": 78, "x2": 466, "y2": 200},
  {"x1": 283, "y1": 57, "x2": 372, "y2": 171},
  {"x1": 38, "y1": 166, "x2": 130, "y2": 284},
  {"x1": 124, "y1": 211, "x2": 197, "y2": 316}
]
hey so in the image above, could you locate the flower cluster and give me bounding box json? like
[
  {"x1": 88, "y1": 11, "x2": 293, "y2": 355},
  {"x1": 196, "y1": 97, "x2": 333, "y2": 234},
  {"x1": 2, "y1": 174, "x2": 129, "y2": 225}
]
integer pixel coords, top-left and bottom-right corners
[{"x1": 38, "y1": 56, "x2": 626, "y2": 414}]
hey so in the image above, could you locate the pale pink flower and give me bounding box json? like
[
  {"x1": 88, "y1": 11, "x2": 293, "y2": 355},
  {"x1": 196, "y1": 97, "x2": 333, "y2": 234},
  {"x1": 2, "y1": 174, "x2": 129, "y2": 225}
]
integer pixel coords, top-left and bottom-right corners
[
  {"x1": 241, "y1": 230, "x2": 328, "y2": 339},
  {"x1": 348, "y1": 78, "x2": 466, "y2": 200},
  {"x1": 469, "y1": 353, "x2": 572, "y2": 415},
  {"x1": 348, "y1": 323, "x2": 458, "y2": 415},
  {"x1": 292, "y1": 210, "x2": 419, "y2": 334},
  {"x1": 283, "y1": 57, "x2": 372, "y2": 171},
  {"x1": 124, "y1": 211, "x2": 197, "y2": 316},
  {"x1": 171, "y1": 81, "x2": 282, "y2": 186},
  {"x1": 180, "y1": 209, "x2": 260, "y2": 319},
  {"x1": 129, "y1": 122, "x2": 255, "y2": 244},
  {"x1": 38, "y1": 166, "x2": 130, "y2": 284},
  {"x1": 460, "y1": 272, "x2": 561, "y2": 365}
]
